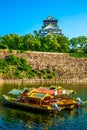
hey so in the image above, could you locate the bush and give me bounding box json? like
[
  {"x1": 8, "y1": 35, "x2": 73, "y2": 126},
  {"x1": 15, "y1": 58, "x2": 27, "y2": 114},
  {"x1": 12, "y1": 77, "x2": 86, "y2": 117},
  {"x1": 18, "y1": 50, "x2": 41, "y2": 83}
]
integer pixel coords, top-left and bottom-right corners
[
  {"x1": 41, "y1": 69, "x2": 47, "y2": 75},
  {"x1": 0, "y1": 44, "x2": 8, "y2": 49},
  {"x1": 0, "y1": 59, "x2": 8, "y2": 73},
  {"x1": 46, "y1": 69, "x2": 51, "y2": 74},
  {"x1": 8, "y1": 49, "x2": 13, "y2": 53},
  {"x1": 28, "y1": 71, "x2": 36, "y2": 78},
  {"x1": 31, "y1": 69, "x2": 38, "y2": 74},
  {"x1": 47, "y1": 74, "x2": 54, "y2": 79},
  {"x1": 5, "y1": 54, "x2": 20, "y2": 65}
]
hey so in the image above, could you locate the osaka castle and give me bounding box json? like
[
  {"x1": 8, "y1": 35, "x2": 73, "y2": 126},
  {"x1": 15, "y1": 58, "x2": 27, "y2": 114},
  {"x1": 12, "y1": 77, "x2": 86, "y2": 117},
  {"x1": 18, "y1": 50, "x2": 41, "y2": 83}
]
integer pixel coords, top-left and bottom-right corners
[{"x1": 39, "y1": 16, "x2": 63, "y2": 36}]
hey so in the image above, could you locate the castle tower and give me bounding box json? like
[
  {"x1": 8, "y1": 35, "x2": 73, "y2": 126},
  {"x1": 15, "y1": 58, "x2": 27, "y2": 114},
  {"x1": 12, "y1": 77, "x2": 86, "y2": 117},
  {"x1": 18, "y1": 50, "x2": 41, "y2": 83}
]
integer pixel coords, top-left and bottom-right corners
[{"x1": 39, "y1": 16, "x2": 62, "y2": 36}]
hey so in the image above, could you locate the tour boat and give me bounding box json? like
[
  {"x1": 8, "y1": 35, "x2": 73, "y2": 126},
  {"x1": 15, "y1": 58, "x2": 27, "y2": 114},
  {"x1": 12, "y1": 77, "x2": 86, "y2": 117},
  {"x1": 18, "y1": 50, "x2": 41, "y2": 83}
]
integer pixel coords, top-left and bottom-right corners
[
  {"x1": 2, "y1": 87, "x2": 83, "y2": 113},
  {"x1": 35, "y1": 86, "x2": 82, "y2": 109},
  {"x1": 2, "y1": 88, "x2": 65, "y2": 113}
]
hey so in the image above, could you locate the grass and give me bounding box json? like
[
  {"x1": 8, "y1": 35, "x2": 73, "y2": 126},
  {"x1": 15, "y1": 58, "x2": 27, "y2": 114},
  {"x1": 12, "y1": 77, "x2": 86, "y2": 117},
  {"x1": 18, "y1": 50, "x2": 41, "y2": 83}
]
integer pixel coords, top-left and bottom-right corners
[{"x1": 69, "y1": 53, "x2": 87, "y2": 58}]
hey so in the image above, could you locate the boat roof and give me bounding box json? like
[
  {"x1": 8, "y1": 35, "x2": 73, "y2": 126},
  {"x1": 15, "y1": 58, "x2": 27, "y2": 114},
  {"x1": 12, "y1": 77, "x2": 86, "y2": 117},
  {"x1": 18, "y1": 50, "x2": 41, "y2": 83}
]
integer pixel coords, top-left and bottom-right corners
[
  {"x1": 8, "y1": 89, "x2": 24, "y2": 95},
  {"x1": 28, "y1": 92, "x2": 53, "y2": 100},
  {"x1": 8, "y1": 88, "x2": 29, "y2": 95},
  {"x1": 36, "y1": 86, "x2": 75, "y2": 95},
  {"x1": 36, "y1": 88, "x2": 54, "y2": 95}
]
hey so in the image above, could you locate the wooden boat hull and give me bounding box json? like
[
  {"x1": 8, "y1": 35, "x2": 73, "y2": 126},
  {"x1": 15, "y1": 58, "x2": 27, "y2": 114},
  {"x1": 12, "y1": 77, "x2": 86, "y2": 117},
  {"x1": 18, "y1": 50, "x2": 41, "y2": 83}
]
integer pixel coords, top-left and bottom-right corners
[
  {"x1": 57, "y1": 100, "x2": 77, "y2": 109},
  {"x1": 2, "y1": 95, "x2": 60, "y2": 113},
  {"x1": 58, "y1": 103, "x2": 76, "y2": 109}
]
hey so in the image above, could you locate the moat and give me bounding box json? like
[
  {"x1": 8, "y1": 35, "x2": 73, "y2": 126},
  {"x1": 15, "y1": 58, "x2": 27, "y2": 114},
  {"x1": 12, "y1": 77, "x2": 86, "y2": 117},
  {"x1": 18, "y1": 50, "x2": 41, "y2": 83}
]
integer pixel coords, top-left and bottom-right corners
[{"x1": 0, "y1": 83, "x2": 87, "y2": 130}]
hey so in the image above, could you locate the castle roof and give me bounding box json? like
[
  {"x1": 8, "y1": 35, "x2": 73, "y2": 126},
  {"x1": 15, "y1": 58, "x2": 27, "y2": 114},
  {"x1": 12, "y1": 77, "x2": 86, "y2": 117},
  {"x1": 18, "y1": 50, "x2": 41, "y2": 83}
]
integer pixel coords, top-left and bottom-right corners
[
  {"x1": 42, "y1": 24, "x2": 58, "y2": 30},
  {"x1": 44, "y1": 16, "x2": 57, "y2": 21}
]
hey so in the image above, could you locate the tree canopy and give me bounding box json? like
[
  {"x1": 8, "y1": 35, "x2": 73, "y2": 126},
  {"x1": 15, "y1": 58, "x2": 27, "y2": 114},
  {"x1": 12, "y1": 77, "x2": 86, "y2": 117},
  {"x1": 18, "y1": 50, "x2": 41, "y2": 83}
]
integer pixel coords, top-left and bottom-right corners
[
  {"x1": 0, "y1": 32, "x2": 87, "y2": 54},
  {"x1": 69, "y1": 36, "x2": 87, "y2": 53}
]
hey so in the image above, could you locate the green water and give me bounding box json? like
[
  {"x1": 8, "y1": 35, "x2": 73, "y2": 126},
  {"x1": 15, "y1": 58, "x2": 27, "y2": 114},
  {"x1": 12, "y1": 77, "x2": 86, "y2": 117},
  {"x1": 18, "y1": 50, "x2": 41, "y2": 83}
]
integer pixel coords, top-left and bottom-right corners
[{"x1": 0, "y1": 83, "x2": 87, "y2": 130}]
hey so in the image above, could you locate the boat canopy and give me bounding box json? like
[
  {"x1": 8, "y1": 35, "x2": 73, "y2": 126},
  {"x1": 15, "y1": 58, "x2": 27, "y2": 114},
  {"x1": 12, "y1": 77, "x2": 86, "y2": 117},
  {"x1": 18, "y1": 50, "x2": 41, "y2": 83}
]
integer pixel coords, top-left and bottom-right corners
[
  {"x1": 28, "y1": 92, "x2": 53, "y2": 100},
  {"x1": 36, "y1": 88, "x2": 54, "y2": 95},
  {"x1": 8, "y1": 89, "x2": 24, "y2": 96},
  {"x1": 36, "y1": 86, "x2": 75, "y2": 95}
]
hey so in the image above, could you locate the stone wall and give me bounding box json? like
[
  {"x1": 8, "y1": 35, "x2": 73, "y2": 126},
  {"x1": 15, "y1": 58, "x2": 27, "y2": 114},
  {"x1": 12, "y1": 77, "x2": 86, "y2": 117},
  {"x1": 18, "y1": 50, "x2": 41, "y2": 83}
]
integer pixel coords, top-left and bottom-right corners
[{"x1": 0, "y1": 50, "x2": 87, "y2": 83}]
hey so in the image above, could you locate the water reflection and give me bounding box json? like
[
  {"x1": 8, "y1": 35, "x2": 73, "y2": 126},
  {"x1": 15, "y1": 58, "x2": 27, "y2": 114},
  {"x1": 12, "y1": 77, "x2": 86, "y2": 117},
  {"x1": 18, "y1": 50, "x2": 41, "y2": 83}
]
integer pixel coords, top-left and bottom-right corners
[
  {"x1": 0, "y1": 105, "x2": 86, "y2": 130},
  {"x1": 0, "y1": 105, "x2": 58, "y2": 130}
]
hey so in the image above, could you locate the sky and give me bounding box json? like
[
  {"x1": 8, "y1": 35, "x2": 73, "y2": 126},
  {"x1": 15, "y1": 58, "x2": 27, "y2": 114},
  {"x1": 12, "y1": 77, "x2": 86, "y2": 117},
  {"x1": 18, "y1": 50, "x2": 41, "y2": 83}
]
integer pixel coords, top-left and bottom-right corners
[{"x1": 0, "y1": 0, "x2": 87, "y2": 39}]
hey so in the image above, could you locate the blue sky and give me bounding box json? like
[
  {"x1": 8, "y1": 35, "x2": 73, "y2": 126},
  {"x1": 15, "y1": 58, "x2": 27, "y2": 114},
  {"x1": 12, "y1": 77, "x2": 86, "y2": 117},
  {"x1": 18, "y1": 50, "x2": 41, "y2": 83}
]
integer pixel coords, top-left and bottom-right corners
[{"x1": 0, "y1": 0, "x2": 87, "y2": 38}]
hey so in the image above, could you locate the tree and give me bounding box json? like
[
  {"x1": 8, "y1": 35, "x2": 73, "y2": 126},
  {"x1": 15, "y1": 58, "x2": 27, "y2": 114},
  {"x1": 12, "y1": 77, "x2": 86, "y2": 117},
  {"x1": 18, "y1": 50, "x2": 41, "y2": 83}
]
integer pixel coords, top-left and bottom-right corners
[
  {"x1": 40, "y1": 34, "x2": 69, "y2": 52},
  {"x1": 22, "y1": 34, "x2": 41, "y2": 51},
  {"x1": 0, "y1": 34, "x2": 22, "y2": 50},
  {"x1": 47, "y1": 35, "x2": 60, "y2": 52},
  {"x1": 0, "y1": 44, "x2": 8, "y2": 49},
  {"x1": 78, "y1": 36, "x2": 87, "y2": 53},
  {"x1": 33, "y1": 30, "x2": 40, "y2": 39},
  {"x1": 56, "y1": 35, "x2": 69, "y2": 52},
  {"x1": 69, "y1": 36, "x2": 87, "y2": 53},
  {"x1": 69, "y1": 37, "x2": 78, "y2": 52}
]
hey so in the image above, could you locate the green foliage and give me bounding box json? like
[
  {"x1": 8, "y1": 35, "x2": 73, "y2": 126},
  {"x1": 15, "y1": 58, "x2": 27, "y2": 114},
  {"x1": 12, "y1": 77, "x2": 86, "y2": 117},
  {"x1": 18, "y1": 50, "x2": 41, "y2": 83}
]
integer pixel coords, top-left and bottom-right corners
[
  {"x1": 69, "y1": 53, "x2": 87, "y2": 58},
  {"x1": 46, "y1": 69, "x2": 51, "y2": 74},
  {"x1": 69, "y1": 36, "x2": 87, "y2": 54},
  {"x1": 0, "y1": 31, "x2": 87, "y2": 80},
  {"x1": 0, "y1": 33, "x2": 69, "y2": 53},
  {"x1": 22, "y1": 34, "x2": 41, "y2": 51},
  {"x1": 0, "y1": 55, "x2": 36, "y2": 79},
  {"x1": 8, "y1": 49, "x2": 13, "y2": 53},
  {"x1": 0, "y1": 31, "x2": 87, "y2": 54},
  {"x1": 53, "y1": 67, "x2": 57, "y2": 72},
  {"x1": 41, "y1": 69, "x2": 47, "y2": 75},
  {"x1": 0, "y1": 54, "x2": 65, "y2": 79},
  {"x1": 27, "y1": 70, "x2": 36, "y2": 78},
  {"x1": 38, "y1": 69, "x2": 58, "y2": 79},
  {"x1": 0, "y1": 44, "x2": 8, "y2": 49},
  {"x1": 14, "y1": 70, "x2": 22, "y2": 79},
  {"x1": 0, "y1": 59, "x2": 8, "y2": 73},
  {"x1": 56, "y1": 35, "x2": 69, "y2": 52},
  {"x1": 83, "y1": 46, "x2": 87, "y2": 54},
  {"x1": 0, "y1": 34, "x2": 22, "y2": 50},
  {"x1": 47, "y1": 74, "x2": 54, "y2": 79},
  {"x1": 31, "y1": 69, "x2": 38, "y2": 74},
  {"x1": 40, "y1": 35, "x2": 61, "y2": 52},
  {"x1": 5, "y1": 54, "x2": 20, "y2": 65},
  {"x1": 52, "y1": 72, "x2": 56, "y2": 77}
]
